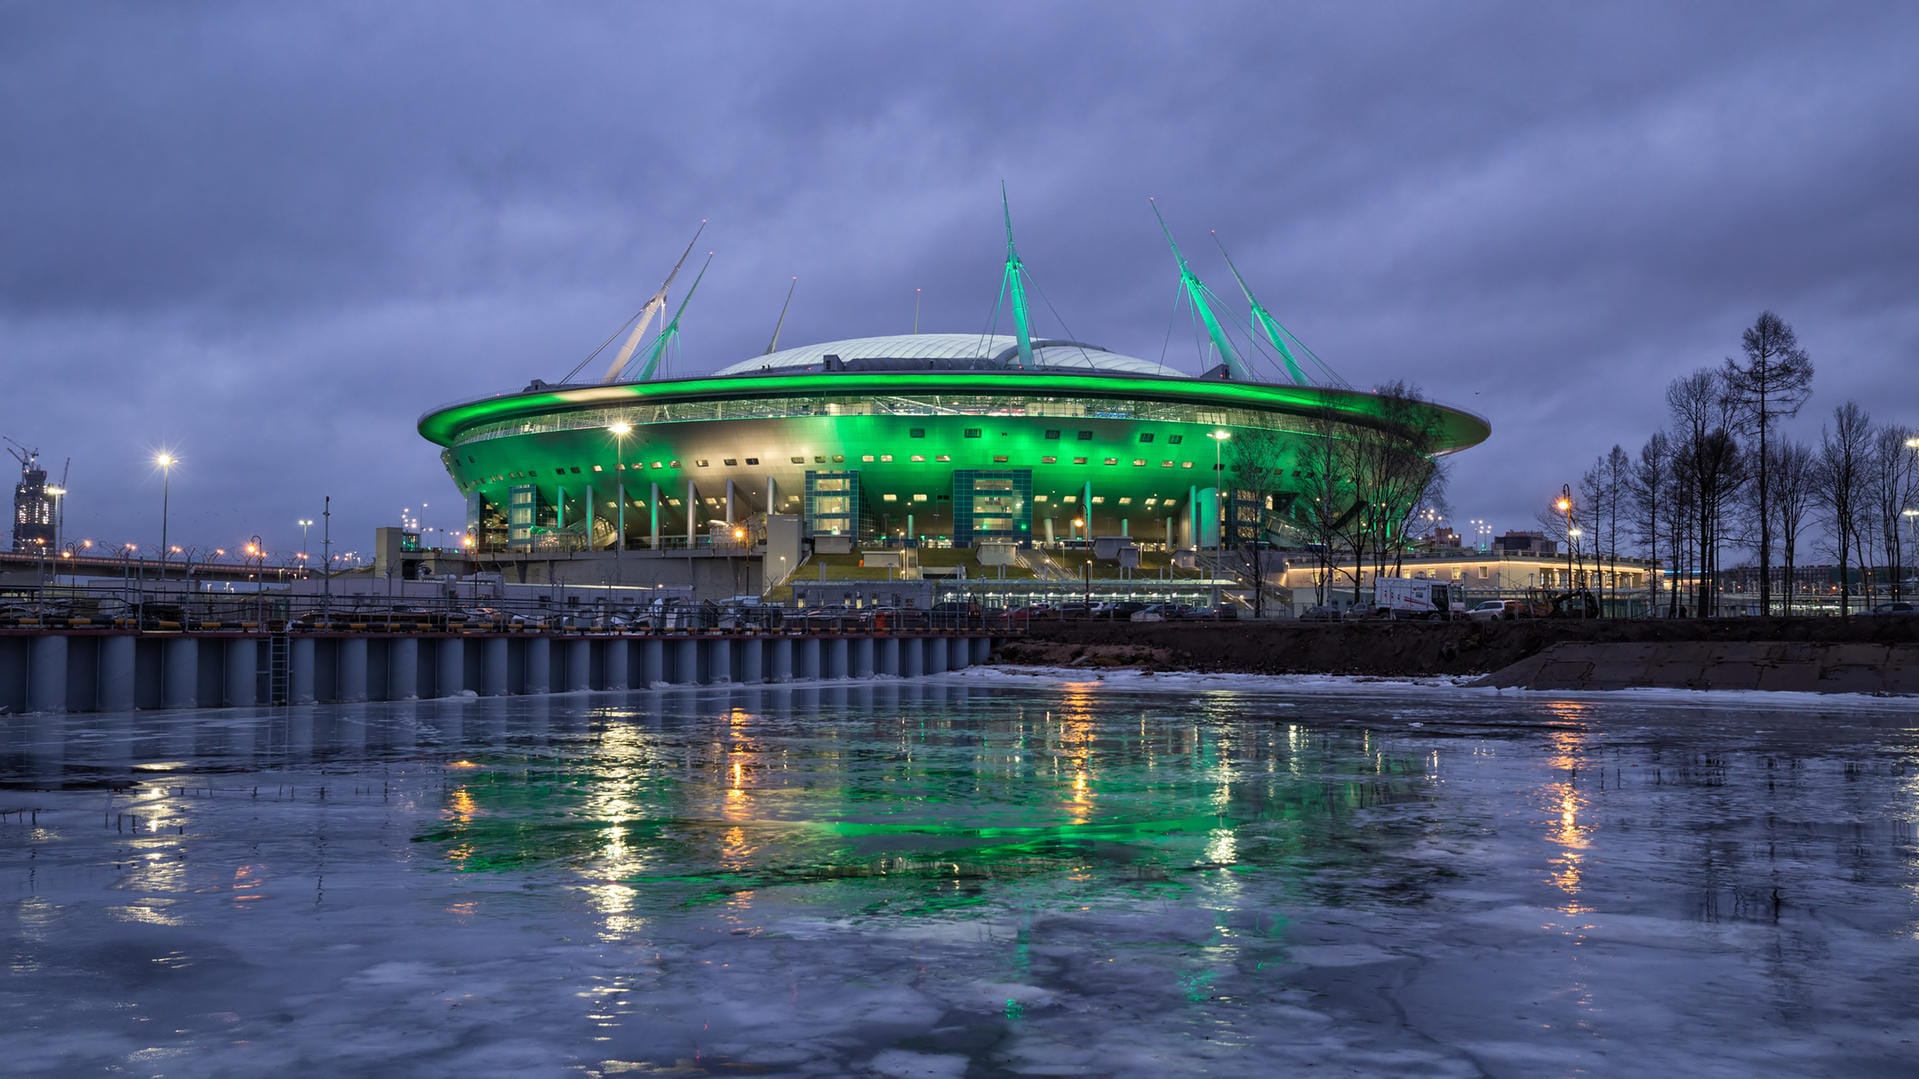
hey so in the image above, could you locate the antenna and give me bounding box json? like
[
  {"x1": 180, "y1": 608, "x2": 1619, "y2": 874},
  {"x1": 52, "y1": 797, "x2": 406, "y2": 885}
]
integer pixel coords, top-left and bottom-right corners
[
  {"x1": 1211, "y1": 231, "x2": 1310, "y2": 386},
  {"x1": 603, "y1": 220, "x2": 706, "y2": 383},
  {"x1": 1150, "y1": 198, "x2": 1248, "y2": 381},
  {"x1": 765, "y1": 277, "x2": 798, "y2": 355},
  {"x1": 913, "y1": 287, "x2": 921, "y2": 335}
]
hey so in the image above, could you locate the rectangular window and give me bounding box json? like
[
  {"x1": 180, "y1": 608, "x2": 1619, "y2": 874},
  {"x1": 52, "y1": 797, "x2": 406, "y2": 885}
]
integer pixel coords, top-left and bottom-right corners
[
  {"x1": 1168, "y1": 434, "x2": 1184, "y2": 445},
  {"x1": 1045, "y1": 429, "x2": 1061, "y2": 440},
  {"x1": 695, "y1": 460, "x2": 708, "y2": 468},
  {"x1": 912, "y1": 493, "x2": 928, "y2": 502},
  {"x1": 910, "y1": 428, "x2": 926, "y2": 438},
  {"x1": 1161, "y1": 460, "x2": 1175, "y2": 468},
  {"x1": 882, "y1": 493, "x2": 898, "y2": 502},
  {"x1": 911, "y1": 454, "x2": 926, "y2": 462},
  {"x1": 1077, "y1": 431, "x2": 1093, "y2": 440},
  {"x1": 592, "y1": 464, "x2": 604, "y2": 472},
  {"x1": 1063, "y1": 495, "x2": 1077, "y2": 504},
  {"x1": 992, "y1": 455, "x2": 1009, "y2": 463},
  {"x1": 745, "y1": 457, "x2": 759, "y2": 465},
  {"x1": 1119, "y1": 497, "x2": 1133, "y2": 505},
  {"x1": 964, "y1": 428, "x2": 982, "y2": 438},
  {"x1": 1041, "y1": 455, "x2": 1057, "y2": 464},
  {"x1": 1092, "y1": 496, "x2": 1106, "y2": 504},
  {"x1": 1182, "y1": 461, "x2": 1195, "y2": 469},
  {"x1": 880, "y1": 454, "x2": 894, "y2": 462},
  {"x1": 935, "y1": 454, "x2": 951, "y2": 462},
  {"x1": 1139, "y1": 433, "x2": 1154, "y2": 443},
  {"x1": 1103, "y1": 458, "x2": 1118, "y2": 466},
  {"x1": 1073, "y1": 456, "x2": 1088, "y2": 465},
  {"x1": 1034, "y1": 494, "x2": 1049, "y2": 502},
  {"x1": 724, "y1": 459, "x2": 738, "y2": 466},
  {"x1": 791, "y1": 456, "x2": 805, "y2": 464},
  {"x1": 861, "y1": 455, "x2": 874, "y2": 463},
  {"x1": 1132, "y1": 458, "x2": 1146, "y2": 466}
]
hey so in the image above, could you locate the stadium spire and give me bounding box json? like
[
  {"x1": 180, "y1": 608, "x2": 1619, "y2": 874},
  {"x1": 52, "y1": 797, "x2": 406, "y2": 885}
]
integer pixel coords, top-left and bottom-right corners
[
  {"x1": 632, "y1": 252, "x2": 713, "y2": 383},
  {"x1": 604, "y1": 221, "x2": 706, "y2": 383},
  {"x1": 1212, "y1": 231, "x2": 1309, "y2": 386},
  {"x1": 1150, "y1": 199, "x2": 1248, "y2": 381},
  {"x1": 765, "y1": 277, "x2": 797, "y2": 354},
  {"x1": 999, "y1": 182, "x2": 1034, "y2": 369}
]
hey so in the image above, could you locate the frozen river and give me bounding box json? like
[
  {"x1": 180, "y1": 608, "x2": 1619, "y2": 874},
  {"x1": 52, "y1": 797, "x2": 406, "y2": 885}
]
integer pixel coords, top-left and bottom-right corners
[{"x1": 4, "y1": 669, "x2": 1918, "y2": 1076}]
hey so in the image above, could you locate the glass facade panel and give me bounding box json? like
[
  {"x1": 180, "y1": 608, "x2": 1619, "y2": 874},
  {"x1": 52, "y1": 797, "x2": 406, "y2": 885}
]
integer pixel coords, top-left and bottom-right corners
[{"x1": 952, "y1": 469, "x2": 1033, "y2": 548}]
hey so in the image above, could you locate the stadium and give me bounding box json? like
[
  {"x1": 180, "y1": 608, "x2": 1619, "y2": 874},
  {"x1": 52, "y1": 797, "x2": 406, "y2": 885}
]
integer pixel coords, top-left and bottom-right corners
[{"x1": 418, "y1": 204, "x2": 1489, "y2": 587}]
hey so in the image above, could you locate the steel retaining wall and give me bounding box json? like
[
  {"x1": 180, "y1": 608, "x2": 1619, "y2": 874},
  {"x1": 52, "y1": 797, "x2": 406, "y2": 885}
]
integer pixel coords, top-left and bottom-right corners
[{"x1": 0, "y1": 632, "x2": 996, "y2": 714}]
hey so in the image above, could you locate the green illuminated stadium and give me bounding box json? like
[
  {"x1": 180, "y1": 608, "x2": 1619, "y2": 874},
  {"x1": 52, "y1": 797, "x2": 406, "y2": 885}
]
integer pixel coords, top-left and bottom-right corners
[{"x1": 420, "y1": 199, "x2": 1489, "y2": 554}]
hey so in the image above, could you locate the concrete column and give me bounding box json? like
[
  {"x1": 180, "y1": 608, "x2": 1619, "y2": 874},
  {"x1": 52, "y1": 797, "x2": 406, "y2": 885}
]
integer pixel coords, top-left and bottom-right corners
[
  {"x1": 901, "y1": 636, "x2": 923, "y2": 678},
  {"x1": 603, "y1": 638, "x2": 629, "y2": 690},
  {"x1": 162, "y1": 638, "x2": 198, "y2": 709},
  {"x1": 949, "y1": 636, "x2": 968, "y2": 670},
  {"x1": 823, "y1": 638, "x2": 849, "y2": 680},
  {"x1": 709, "y1": 638, "x2": 735, "y2": 683},
  {"x1": 1083, "y1": 481, "x2": 1093, "y2": 537},
  {"x1": 639, "y1": 638, "x2": 665, "y2": 686},
  {"x1": 686, "y1": 479, "x2": 697, "y2": 546},
  {"x1": 906, "y1": 513, "x2": 914, "y2": 544},
  {"x1": 1165, "y1": 516, "x2": 1173, "y2": 551},
  {"x1": 738, "y1": 638, "x2": 764, "y2": 684},
  {"x1": 556, "y1": 483, "x2": 566, "y2": 531},
  {"x1": 565, "y1": 639, "x2": 591, "y2": 691},
  {"x1": 29, "y1": 635, "x2": 67, "y2": 714},
  {"x1": 291, "y1": 637, "x2": 317, "y2": 704},
  {"x1": 768, "y1": 637, "x2": 794, "y2": 682},
  {"x1": 617, "y1": 479, "x2": 625, "y2": 553},
  {"x1": 337, "y1": 637, "x2": 369, "y2": 703},
  {"x1": 483, "y1": 637, "x2": 510, "y2": 696},
  {"x1": 925, "y1": 636, "x2": 948, "y2": 675},
  {"x1": 1043, "y1": 517, "x2": 1054, "y2": 543},
  {"x1": 99, "y1": 635, "x2": 136, "y2": 712},
  {"x1": 387, "y1": 637, "x2": 418, "y2": 701},
  {"x1": 436, "y1": 638, "x2": 466, "y2": 698},
  {"x1": 972, "y1": 637, "x2": 992, "y2": 664},
  {"x1": 650, "y1": 482, "x2": 661, "y2": 549},
  {"x1": 725, "y1": 478, "x2": 736, "y2": 526},
  {"x1": 225, "y1": 638, "x2": 258, "y2": 707},
  {"x1": 672, "y1": 639, "x2": 701, "y2": 684},
  {"x1": 1188, "y1": 485, "x2": 1199, "y2": 548},
  {"x1": 767, "y1": 476, "x2": 778, "y2": 519},
  {"x1": 1121, "y1": 518, "x2": 1129, "y2": 537},
  {"x1": 796, "y1": 637, "x2": 821, "y2": 680},
  {"x1": 852, "y1": 636, "x2": 875, "y2": 679},
  {"x1": 524, "y1": 637, "x2": 551, "y2": 694}
]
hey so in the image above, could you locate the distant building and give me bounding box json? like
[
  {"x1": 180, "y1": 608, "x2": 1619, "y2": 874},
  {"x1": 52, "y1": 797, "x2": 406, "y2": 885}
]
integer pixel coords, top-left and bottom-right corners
[
  {"x1": 1493, "y1": 530, "x2": 1558, "y2": 557},
  {"x1": 11, "y1": 453, "x2": 53, "y2": 553}
]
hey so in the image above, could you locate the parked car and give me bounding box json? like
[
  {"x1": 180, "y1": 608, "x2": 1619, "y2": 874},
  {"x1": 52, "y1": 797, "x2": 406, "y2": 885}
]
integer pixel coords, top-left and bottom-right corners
[
  {"x1": 1863, "y1": 602, "x2": 1917, "y2": 617},
  {"x1": 1299, "y1": 605, "x2": 1343, "y2": 622},
  {"x1": 929, "y1": 601, "x2": 982, "y2": 629},
  {"x1": 1131, "y1": 603, "x2": 1189, "y2": 622},
  {"x1": 1466, "y1": 599, "x2": 1516, "y2": 622}
]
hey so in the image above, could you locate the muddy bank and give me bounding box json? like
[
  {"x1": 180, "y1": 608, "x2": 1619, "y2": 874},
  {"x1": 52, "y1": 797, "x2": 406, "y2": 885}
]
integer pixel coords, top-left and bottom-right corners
[{"x1": 994, "y1": 617, "x2": 1919, "y2": 681}]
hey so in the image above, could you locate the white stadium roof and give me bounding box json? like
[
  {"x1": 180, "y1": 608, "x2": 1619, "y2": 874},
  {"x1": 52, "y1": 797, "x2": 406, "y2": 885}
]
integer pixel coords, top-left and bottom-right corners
[{"x1": 711, "y1": 333, "x2": 1184, "y2": 378}]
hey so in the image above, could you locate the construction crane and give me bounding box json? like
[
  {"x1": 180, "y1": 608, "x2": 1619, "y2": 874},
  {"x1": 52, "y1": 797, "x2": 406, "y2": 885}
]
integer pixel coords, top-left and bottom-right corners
[{"x1": 4, "y1": 435, "x2": 38, "y2": 472}]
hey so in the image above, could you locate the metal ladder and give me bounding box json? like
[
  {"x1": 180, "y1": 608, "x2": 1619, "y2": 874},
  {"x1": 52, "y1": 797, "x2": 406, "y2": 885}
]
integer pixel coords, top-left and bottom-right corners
[{"x1": 266, "y1": 631, "x2": 291, "y2": 705}]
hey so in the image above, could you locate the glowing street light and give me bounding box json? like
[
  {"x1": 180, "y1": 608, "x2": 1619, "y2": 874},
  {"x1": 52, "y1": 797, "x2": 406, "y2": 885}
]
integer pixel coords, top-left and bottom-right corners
[
  {"x1": 299, "y1": 518, "x2": 314, "y2": 562},
  {"x1": 155, "y1": 452, "x2": 176, "y2": 577},
  {"x1": 609, "y1": 421, "x2": 633, "y2": 557},
  {"x1": 1209, "y1": 430, "x2": 1232, "y2": 551}
]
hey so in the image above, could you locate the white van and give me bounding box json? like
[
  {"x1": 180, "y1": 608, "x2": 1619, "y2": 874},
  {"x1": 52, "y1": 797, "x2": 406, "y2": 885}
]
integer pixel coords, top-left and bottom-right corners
[{"x1": 1372, "y1": 577, "x2": 1459, "y2": 620}]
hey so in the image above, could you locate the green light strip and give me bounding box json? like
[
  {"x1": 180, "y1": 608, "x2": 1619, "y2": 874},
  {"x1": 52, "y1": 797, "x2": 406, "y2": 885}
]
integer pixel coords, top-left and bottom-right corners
[{"x1": 420, "y1": 371, "x2": 1489, "y2": 452}]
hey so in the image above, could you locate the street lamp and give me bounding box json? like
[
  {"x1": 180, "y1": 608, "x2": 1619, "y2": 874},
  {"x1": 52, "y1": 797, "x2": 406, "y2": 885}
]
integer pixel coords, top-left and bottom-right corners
[
  {"x1": 299, "y1": 518, "x2": 314, "y2": 562},
  {"x1": 155, "y1": 452, "x2": 176, "y2": 577},
  {"x1": 1555, "y1": 486, "x2": 1574, "y2": 594},
  {"x1": 1209, "y1": 430, "x2": 1232, "y2": 551},
  {"x1": 45, "y1": 484, "x2": 65, "y2": 552},
  {"x1": 609, "y1": 421, "x2": 632, "y2": 557}
]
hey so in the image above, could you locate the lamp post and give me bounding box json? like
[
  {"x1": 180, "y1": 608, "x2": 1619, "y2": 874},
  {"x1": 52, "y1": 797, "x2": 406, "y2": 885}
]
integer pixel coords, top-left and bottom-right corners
[
  {"x1": 299, "y1": 518, "x2": 314, "y2": 564},
  {"x1": 45, "y1": 484, "x2": 65, "y2": 553},
  {"x1": 155, "y1": 452, "x2": 175, "y2": 577},
  {"x1": 1209, "y1": 430, "x2": 1232, "y2": 553},
  {"x1": 1554, "y1": 486, "x2": 1574, "y2": 595},
  {"x1": 609, "y1": 421, "x2": 632, "y2": 558}
]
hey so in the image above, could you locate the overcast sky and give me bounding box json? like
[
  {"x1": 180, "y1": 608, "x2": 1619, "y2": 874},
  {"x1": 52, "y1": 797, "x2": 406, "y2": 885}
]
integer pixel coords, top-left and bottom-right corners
[{"x1": 4, "y1": 2, "x2": 1916, "y2": 562}]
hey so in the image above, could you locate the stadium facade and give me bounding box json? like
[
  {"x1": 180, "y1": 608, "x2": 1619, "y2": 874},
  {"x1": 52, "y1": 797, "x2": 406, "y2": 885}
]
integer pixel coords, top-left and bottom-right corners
[{"x1": 420, "y1": 204, "x2": 1489, "y2": 559}]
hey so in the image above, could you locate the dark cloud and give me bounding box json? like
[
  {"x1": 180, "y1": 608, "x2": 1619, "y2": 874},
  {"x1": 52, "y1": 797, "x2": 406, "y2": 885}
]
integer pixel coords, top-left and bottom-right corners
[{"x1": 3, "y1": 1, "x2": 1915, "y2": 557}]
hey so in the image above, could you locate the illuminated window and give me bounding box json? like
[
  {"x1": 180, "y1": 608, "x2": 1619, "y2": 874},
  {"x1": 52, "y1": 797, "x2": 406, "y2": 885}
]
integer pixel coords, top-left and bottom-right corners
[
  {"x1": 1132, "y1": 459, "x2": 1146, "y2": 466},
  {"x1": 1073, "y1": 456, "x2": 1088, "y2": 465},
  {"x1": 861, "y1": 455, "x2": 874, "y2": 462},
  {"x1": 1182, "y1": 461, "x2": 1195, "y2": 469},
  {"x1": 591, "y1": 464, "x2": 604, "y2": 472},
  {"x1": 880, "y1": 454, "x2": 894, "y2": 462},
  {"x1": 1119, "y1": 497, "x2": 1132, "y2": 505},
  {"x1": 1103, "y1": 458, "x2": 1118, "y2": 466},
  {"x1": 912, "y1": 493, "x2": 928, "y2": 502},
  {"x1": 832, "y1": 455, "x2": 844, "y2": 463},
  {"x1": 694, "y1": 460, "x2": 708, "y2": 468},
  {"x1": 1041, "y1": 455, "x2": 1057, "y2": 464},
  {"x1": 1092, "y1": 496, "x2": 1106, "y2": 504},
  {"x1": 1034, "y1": 494, "x2": 1049, "y2": 502},
  {"x1": 911, "y1": 454, "x2": 925, "y2": 462},
  {"x1": 668, "y1": 461, "x2": 679, "y2": 468},
  {"x1": 935, "y1": 454, "x2": 951, "y2": 462},
  {"x1": 883, "y1": 493, "x2": 898, "y2": 502},
  {"x1": 1063, "y1": 495, "x2": 1077, "y2": 504},
  {"x1": 992, "y1": 455, "x2": 1009, "y2": 463},
  {"x1": 1161, "y1": 460, "x2": 1175, "y2": 468},
  {"x1": 651, "y1": 462, "x2": 662, "y2": 469}
]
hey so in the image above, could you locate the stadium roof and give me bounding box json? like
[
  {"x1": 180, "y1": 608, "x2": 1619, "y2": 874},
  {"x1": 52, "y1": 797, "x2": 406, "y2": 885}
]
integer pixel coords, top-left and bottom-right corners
[{"x1": 712, "y1": 333, "x2": 1181, "y2": 378}]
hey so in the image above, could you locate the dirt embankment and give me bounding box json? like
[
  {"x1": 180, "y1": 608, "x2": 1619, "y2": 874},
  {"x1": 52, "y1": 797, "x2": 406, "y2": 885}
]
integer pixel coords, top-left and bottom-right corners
[{"x1": 994, "y1": 617, "x2": 1919, "y2": 678}]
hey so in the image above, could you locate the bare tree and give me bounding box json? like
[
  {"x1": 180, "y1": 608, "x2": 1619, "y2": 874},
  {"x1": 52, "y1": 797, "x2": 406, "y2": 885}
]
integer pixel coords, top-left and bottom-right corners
[
  {"x1": 1295, "y1": 410, "x2": 1353, "y2": 605},
  {"x1": 1868, "y1": 425, "x2": 1917, "y2": 601},
  {"x1": 1723, "y1": 312, "x2": 1815, "y2": 614},
  {"x1": 1345, "y1": 381, "x2": 1445, "y2": 593},
  {"x1": 1630, "y1": 432, "x2": 1671, "y2": 615},
  {"x1": 1667, "y1": 369, "x2": 1746, "y2": 616},
  {"x1": 1815, "y1": 402, "x2": 1872, "y2": 615},
  {"x1": 1768, "y1": 439, "x2": 1815, "y2": 616}
]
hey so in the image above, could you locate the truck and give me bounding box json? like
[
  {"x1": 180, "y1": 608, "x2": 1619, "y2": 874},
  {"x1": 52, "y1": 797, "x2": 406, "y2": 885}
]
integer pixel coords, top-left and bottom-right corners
[{"x1": 1372, "y1": 577, "x2": 1460, "y2": 620}]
